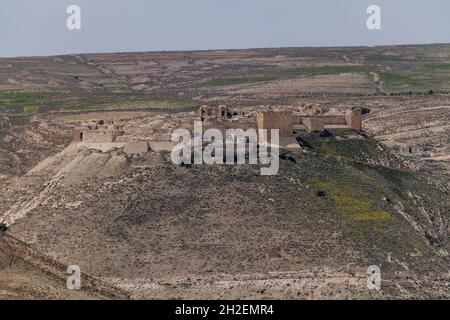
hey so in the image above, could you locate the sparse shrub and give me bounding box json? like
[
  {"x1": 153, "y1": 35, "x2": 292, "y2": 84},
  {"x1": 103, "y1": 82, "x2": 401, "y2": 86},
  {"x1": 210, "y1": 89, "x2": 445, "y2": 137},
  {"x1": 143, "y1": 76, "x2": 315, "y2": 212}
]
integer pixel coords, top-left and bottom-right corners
[
  {"x1": 0, "y1": 223, "x2": 8, "y2": 233},
  {"x1": 280, "y1": 152, "x2": 296, "y2": 163},
  {"x1": 361, "y1": 107, "x2": 371, "y2": 115},
  {"x1": 319, "y1": 129, "x2": 332, "y2": 138},
  {"x1": 316, "y1": 190, "x2": 326, "y2": 197},
  {"x1": 424, "y1": 232, "x2": 439, "y2": 245},
  {"x1": 296, "y1": 136, "x2": 313, "y2": 149}
]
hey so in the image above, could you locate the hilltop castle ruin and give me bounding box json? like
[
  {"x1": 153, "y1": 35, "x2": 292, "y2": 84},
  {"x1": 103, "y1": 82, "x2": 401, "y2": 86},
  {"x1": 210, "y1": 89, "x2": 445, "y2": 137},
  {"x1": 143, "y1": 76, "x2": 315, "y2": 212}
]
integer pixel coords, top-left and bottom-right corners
[
  {"x1": 72, "y1": 104, "x2": 363, "y2": 156},
  {"x1": 196, "y1": 104, "x2": 363, "y2": 154},
  {"x1": 197, "y1": 104, "x2": 362, "y2": 133}
]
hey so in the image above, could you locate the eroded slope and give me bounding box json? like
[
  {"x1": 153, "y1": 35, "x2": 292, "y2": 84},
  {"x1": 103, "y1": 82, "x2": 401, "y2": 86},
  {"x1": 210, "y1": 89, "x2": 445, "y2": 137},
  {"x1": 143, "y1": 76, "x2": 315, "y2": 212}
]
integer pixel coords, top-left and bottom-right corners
[{"x1": 1, "y1": 130, "x2": 449, "y2": 299}]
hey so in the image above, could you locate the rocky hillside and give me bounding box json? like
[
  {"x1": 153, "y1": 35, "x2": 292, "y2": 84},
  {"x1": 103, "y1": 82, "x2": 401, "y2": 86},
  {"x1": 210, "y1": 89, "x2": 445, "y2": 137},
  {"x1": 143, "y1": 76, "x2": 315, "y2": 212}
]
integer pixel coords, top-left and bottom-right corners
[
  {"x1": 0, "y1": 127, "x2": 449, "y2": 299},
  {"x1": 0, "y1": 115, "x2": 72, "y2": 179}
]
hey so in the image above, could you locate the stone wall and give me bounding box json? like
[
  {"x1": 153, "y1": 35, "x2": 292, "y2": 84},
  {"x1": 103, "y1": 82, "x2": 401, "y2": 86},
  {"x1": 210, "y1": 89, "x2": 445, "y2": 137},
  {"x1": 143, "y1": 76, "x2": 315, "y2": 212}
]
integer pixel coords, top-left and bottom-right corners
[
  {"x1": 303, "y1": 118, "x2": 325, "y2": 132},
  {"x1": 148, "y1": 141, "x2": 176, "y2": 152},
  {"x1": 82, "y1": 131, "x2": 119, "y2": 143},
  {"x1": 123, "y1": 141, "x2": 149, "y2": 155},
  {"x1": 73, "y1": 130, "x2": 83, "y2": 142},
  {"x1": 317, "y1": 115, "x2": 348, "y2": 125},
  {"x1": 345, "y1": 107, "x2": 363, "y2": 131},
  {"x1": 256, "y1": 110, "x2": 293, "y2": 137},
  {"x1": 298, "y1": 108, "x2": 362, "y2": 132}
]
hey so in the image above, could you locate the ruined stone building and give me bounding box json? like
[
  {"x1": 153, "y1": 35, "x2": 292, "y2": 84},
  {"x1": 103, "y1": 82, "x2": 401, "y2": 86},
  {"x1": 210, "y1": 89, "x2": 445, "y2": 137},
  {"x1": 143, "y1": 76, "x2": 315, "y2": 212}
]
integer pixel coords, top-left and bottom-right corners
[
  {"x1": 195, "y1": 105, "x2": 364, "y2": 155},
  {"x1": 74, "y1": 120, "x2": 125, "y2": 143},
  {"x1": 71, "y1": 104, "x2": 363, "y2": 157},
  {"x1": 296, "y1": 107, "x2": 363, "y2": 132},
  {"x1": 198, "y1": 105, "x2": 363, "y2": 134},
  {"x1": 73, "y1": 118, "x2": 176, "y2": 155}
]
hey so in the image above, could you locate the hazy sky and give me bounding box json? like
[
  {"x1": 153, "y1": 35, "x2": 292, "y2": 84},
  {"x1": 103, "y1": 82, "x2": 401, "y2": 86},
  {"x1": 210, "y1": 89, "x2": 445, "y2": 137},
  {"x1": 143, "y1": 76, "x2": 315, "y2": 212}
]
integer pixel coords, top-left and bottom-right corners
[{"x1": 1, "y1": 0, "x2": 449, "y2": 57}]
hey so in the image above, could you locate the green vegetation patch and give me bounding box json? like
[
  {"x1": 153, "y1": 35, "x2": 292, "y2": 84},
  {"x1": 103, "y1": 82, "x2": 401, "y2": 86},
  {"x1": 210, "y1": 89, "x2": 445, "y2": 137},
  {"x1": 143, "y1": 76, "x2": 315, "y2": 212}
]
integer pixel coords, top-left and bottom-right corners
[
  {"x1": 366, "y1": 54, "x2": 419, "y2": 62},
  {"x1": 61, "y1": 94, "x2": 194, "y2": 112},
  {"x1": 379, "y1": 64, "x2": 450, "y2": 92},
  {"x1": 0, "y1": 92, "x2": 63, "y2": 116},
  {"x1": 201, "y1": 66, "x2": 375, "y2": 87},
  {"x1": 282, "y1": 66, "x2": 375, "y2": 77},
  {"x1": 378, "y1": 72, "x2": 425, "y2": 91},
  {"x1": 312, "y1": 180, "x2": 392, "y2": 222},
  {"x1": 0, "y1": 91, "x2": 195, "y2": 116},
  {"x1": 424, "y1": 63, "x2": 450, "y2": 70},
  {"x1": 300, "y1": 131, "x2": 382, "y2": 162},
  {"x1": 0, "y1": 92, "x2": 60, "y2": 107},
  {"x1": 201, "y1": 75, "x2": 278, "y2": 86}
]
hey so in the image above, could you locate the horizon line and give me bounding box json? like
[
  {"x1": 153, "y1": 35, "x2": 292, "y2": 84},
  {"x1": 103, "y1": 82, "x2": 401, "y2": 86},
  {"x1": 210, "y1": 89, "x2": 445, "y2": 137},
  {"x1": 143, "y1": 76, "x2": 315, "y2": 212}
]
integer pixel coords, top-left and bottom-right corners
[{"x1": 2, "y1": 42, "x2": 450, "y2": 60}]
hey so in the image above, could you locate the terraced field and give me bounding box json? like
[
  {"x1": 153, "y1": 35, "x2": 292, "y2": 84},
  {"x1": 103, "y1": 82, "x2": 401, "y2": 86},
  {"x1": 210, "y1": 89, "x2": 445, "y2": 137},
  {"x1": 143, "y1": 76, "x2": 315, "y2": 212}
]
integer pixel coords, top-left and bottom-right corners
[{"x1": 1, "y1": 44, "x2": 450, "y2": 117}]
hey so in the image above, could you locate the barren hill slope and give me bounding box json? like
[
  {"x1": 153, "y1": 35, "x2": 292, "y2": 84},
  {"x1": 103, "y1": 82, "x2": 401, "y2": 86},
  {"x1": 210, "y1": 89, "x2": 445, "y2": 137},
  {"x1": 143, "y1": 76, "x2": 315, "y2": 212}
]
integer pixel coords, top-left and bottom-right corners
[
  {"x1": 1, "y1": 44, "x2": 450, "y2": 299},
  {"x1": 1, "y1": 129, "x2": 449, "y2": 299}
]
